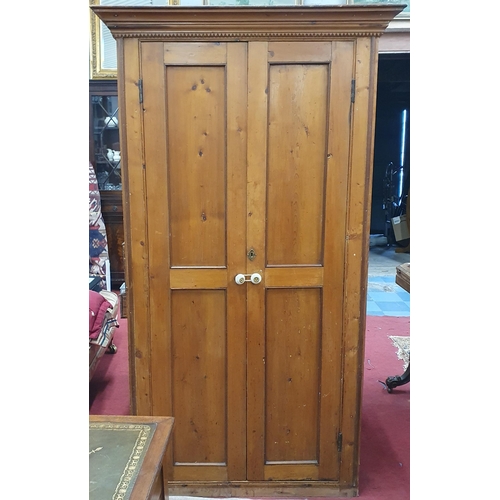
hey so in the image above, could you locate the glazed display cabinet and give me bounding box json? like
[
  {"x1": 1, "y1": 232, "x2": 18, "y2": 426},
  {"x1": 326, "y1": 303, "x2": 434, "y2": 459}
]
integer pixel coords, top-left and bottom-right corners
[{"x1": 89, "y1": 80, "x2": 124, "y2": 290}]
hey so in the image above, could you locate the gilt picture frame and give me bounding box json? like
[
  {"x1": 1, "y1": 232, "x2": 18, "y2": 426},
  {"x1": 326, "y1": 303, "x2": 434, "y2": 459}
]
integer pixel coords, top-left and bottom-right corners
[
  {"x1": 90, "y1": 0, "x2": 179, "y2": 79},
  {"x1": 89, "y1": 0, "x2": 119, "y2": 79}
]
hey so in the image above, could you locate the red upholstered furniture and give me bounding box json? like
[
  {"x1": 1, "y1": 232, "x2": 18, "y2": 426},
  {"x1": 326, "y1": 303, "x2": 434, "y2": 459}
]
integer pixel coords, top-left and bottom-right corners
[{"x1": 89, "y1": 290, "x2": 119, "y2": 381}]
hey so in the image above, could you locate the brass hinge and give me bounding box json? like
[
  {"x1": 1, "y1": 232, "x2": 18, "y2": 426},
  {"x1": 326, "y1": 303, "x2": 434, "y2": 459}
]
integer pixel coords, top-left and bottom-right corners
[
  {"x1": 337, "y1": 432, "x2": 343, "y2": 452},
  {"x1": 351, "y1": 80, "x2": 356, "y2": 103},
  {"x1": 138, "y1": 79, "x2": 143, "y2": 104}
]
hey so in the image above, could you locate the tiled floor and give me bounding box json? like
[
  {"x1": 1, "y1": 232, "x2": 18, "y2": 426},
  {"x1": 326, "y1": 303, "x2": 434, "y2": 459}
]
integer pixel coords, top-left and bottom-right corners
[{"x1": 367, "y1": 244, "x2": 410, "y2": 317}]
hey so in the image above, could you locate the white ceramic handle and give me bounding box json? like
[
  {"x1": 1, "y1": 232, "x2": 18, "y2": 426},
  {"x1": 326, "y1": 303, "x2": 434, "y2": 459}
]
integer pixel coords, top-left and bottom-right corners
[
  {"x1": 235, "y1": 274, "x2": 246, "y2": 285},
  {"x1": 235, "y1": 273, "x2": 262, "y2": 285},
  {"x1": 250, "y1": 273, "x2": 262, "y2": 284}
]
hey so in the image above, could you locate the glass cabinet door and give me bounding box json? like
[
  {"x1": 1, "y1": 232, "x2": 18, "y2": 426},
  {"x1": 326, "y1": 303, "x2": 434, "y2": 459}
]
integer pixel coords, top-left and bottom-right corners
[{"x1": 91, "y1": 94, "x2": 122, "y2": 191}]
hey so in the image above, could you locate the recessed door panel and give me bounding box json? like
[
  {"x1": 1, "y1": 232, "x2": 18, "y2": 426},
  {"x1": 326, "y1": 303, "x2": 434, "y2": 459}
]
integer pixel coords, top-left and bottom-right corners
[
  {"x1": 267, "y1": 64, "x2": 328, "y2": 266},
  {"x1": 265, "y1": 288, "x2": 321, "y2": 463},
  {"x1": 171, "y1": 289, "x2": 227, "y2": 464},
  {"x1": 167, "y1": 66, "x2": 226, "y2": 268}
]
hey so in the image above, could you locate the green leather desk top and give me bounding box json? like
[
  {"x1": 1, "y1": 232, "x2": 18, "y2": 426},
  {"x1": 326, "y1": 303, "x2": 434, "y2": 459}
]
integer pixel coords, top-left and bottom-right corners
[{"x1": 89, "y1": 422, "x2": 157, "y2": 500}]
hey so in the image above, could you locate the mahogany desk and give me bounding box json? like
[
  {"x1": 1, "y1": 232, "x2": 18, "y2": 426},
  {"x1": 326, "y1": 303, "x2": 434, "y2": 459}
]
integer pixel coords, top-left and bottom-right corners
[{"x1": 89, "y1": 415, "x2": 174, "y2": 500}]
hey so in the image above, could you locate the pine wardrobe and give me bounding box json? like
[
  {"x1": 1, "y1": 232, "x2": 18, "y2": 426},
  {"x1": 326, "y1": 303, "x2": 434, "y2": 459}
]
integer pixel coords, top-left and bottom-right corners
[{"x1": 92, "y1": 5, "x2": 404, "y2": 497}]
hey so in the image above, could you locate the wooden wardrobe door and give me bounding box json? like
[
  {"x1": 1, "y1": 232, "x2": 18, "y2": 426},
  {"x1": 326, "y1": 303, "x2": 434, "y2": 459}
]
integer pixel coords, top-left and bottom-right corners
[
  {"x1": 246, "y1": 41, "x2": 355, "y2": 481},
  {"x1": 140, "y1": 41, "x2": 248, "y2": 482}
]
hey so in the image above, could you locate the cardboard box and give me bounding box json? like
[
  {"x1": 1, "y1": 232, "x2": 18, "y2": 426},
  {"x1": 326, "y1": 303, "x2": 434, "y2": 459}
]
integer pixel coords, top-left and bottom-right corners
[{"x1": 391, "y1": 214, "x2": 410, "y2": 241}]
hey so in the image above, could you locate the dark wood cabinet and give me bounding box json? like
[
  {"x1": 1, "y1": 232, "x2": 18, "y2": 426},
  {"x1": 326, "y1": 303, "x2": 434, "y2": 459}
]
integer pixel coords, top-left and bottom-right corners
[{"x1": 89, "y1": 80, "x2": 124, "y2": 289}]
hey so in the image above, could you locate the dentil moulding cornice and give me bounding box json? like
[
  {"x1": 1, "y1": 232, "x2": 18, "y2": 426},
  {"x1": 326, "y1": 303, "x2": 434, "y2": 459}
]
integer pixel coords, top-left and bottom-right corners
[{"x1": 91, "y1": 5, "x2": 406, "y2": 41}]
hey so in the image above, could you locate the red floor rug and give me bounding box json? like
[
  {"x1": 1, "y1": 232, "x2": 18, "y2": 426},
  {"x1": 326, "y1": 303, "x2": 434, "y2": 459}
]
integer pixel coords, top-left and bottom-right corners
[
  {"x1": 89, "y1": 315, "x2": 409, "y2": 499},
  {"x1": 358, "y1": 316, "x2": 410, "y2": 500},
  {"x1": 89, "y1": 316, "x2": 130, "y2": 416}
]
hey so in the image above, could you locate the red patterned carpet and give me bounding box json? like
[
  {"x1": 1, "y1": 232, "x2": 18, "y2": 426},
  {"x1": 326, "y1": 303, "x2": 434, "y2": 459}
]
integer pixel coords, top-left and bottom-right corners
[{"x1": 89, "y1": 315, "x2": 410, "y2": 499}]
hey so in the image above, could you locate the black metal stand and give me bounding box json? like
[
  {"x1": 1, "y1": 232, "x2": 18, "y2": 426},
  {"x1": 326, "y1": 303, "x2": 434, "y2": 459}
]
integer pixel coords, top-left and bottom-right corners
[{"x1": 385, "y1": 362, "x2": 410, "y2": 393}]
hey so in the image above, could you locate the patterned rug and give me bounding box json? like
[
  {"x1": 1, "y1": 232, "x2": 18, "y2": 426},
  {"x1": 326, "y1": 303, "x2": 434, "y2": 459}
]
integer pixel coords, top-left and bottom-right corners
[{"x1": 389, "y1": 335, "x2": 410, "y2": 370}]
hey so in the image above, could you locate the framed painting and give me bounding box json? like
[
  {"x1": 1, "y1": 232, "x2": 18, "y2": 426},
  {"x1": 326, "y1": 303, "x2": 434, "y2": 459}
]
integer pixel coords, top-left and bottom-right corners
[{"x1": 90, "y1": 0, "x2": 172, "y2": 79}]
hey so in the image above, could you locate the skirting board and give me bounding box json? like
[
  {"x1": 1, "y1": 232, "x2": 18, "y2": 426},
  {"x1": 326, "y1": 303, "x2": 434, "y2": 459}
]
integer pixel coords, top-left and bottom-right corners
[{"x1": 169, "y1": 482, "x2": 357, "y2": 498}]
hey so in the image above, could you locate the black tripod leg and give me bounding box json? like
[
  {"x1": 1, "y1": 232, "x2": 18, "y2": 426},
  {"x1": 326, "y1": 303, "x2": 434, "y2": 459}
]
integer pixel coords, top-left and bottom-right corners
[{"x1": 386, "y1": 362, "x2": 410, "y2": 393}]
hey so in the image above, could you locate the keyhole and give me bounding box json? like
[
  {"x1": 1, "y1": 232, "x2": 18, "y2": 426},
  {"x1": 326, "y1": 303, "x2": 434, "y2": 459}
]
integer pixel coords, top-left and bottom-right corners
[{"x1": 247, "y1": 248, "x2": 256, "y2": 261}]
